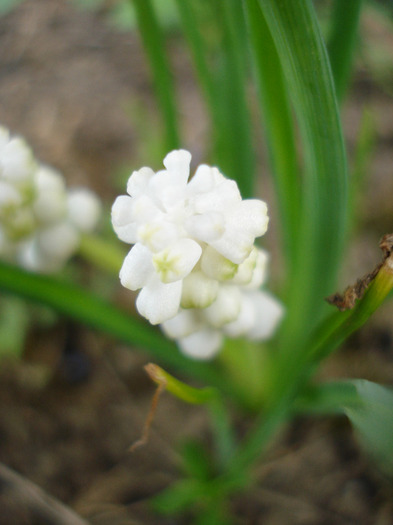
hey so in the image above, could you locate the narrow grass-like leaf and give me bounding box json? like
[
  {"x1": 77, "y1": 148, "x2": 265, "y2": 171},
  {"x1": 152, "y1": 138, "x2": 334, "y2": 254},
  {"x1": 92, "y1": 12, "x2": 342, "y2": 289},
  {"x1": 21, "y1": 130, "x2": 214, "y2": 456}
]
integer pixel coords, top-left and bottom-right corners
[
  {"x1": 244, "y1": 0, "x2": 300, "y2": 269},
  {"x1": 327, "y1": 0, "x2": 364, "y2": 103},
  {"x1": 258, "y1": 0, "x2": 348, "y2": 347},
  {"x1": 175, "y1": 0, "x2": 255, "y2": 197},
  {"x1": 130, "y1": 0, "x2": 180, "y2": 150},
  {"x1": 215, "y1": 0, "x2": 255, "y2": 197},
  {"x1": 0, "y1": 261, "x2": 228, "y2": 391},
  {"x1": 173, "y1": 0, "x2": 217, "y2": 114},
  {"x1": 348, "y1": 108, "x2": 376, "y2": 230}
]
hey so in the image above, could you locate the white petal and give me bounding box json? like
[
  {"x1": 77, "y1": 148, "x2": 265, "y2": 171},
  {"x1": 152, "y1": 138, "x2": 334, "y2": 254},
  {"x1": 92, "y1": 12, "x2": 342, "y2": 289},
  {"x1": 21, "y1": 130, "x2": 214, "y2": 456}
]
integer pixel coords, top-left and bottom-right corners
[
  {"x1": 244, "y1": 248, "x2": 269, "y2": 289},
  {"x1": 18, "y1": 240, "x2": 62, "y2": 273},
  {"x1": 131, "y1": 194, "x2": 163, "y2": 223},
  {"x1": 234, "y1": 199, "x2": 269, "y2": 237},
  {"x1": 178, "y1": 329, "x2": 223, "y2": 360},
  {"x1": 209, "y1": 228, "x2": 254, "y2": 264},
  {"x1": 35, "y1": 165, "x2": 65, "y2": 193},
  {"x1": 148, "y1": 170, "x2": 187, "y2": 211},
  {"x1": 223, "y1": 293, "x2": 256, "y2": 337},
  {"x1": 111, "y1": 195, "x2": 138, "y2": 243},
  {"x1": 203, "y1": 285, "x2": 242, "y2": 327},
  {"x1": 113, "y1": 222, "x2": 139, "y2": 244},
  {"x1": 136, "y1": 277, "x2": 182, "y2": 324},
  {"x1": 180, "y1": 271, "x2": 219, "y2": 309},
  {"x1": 187, "y1": 165, "x2": 224, "y2": 194},
  {"x1": 152, "y1": 238, "x2": 201, "y2": 283},
  {"x1": 200, "y1": 246, "x2": 238, "y2": 281},
  {"x1": 37, "y1": 222, "x2": 79, "y2": 260},
  {"x1": 245, "y1": 291, "x2": 284, "y2": 340},
  {"x1": 229, "y1": 247, "x2": 258, "y2": 285},
  {"x1": 161, "y1": 308, "x2": 201, "y2": 339},
  {"x1": 192, "y1": 179, "x2": 241, "y2": 214},
  {"x1": 184, "y1": 211, "x2": 224, "y2": 242},
  {"x1": 1, "y1": 137, "x2": 36, "y2": 183},
  {"x1": 138, "y1": 219, "x2": 182, "y2": 252},
  {"x1": 127, "y1": 166, "x2": 154, "y2": 197},
  {"x1": 119, "y1": 243, "x2": 154, "y2": 290},
  {"x1": 67, "y1": 188, "x2": 101, "y2": 232},
  {"x1": 111, "y1": 195, "x2": 134, "y2": 227},
  {"x1": 163, "y1": 149, "x2": 191, "y2": 186}
]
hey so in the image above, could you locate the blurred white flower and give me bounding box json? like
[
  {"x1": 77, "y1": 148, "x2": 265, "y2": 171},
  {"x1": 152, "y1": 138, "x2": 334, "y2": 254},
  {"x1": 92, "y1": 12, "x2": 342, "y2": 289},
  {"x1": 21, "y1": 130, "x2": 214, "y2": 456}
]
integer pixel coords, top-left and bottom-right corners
[
  {"x1": 0, "y1": 125, "x2": 101, "y2": 273},
  {"x1": 112, "y1": 149, "x2": 269, "y2": 325}
]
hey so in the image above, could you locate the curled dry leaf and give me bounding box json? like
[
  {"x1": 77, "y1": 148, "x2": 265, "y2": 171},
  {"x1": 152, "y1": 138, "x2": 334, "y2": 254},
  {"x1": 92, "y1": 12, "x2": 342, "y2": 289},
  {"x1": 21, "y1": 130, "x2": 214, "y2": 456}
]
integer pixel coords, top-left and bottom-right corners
[{"x1": 326, "y1": 234, "x2": 393, "y2": 311}]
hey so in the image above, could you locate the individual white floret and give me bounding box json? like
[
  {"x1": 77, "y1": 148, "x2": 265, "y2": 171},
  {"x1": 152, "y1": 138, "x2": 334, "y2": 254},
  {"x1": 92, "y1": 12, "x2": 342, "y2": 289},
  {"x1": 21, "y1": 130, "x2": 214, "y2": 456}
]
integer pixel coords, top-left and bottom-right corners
[
  {"x1": 67, "y1": 188, "x2": 102, "y2": 233},
  {"x1": 33, "y1": 166, "x2": 67, "y2": 224}
]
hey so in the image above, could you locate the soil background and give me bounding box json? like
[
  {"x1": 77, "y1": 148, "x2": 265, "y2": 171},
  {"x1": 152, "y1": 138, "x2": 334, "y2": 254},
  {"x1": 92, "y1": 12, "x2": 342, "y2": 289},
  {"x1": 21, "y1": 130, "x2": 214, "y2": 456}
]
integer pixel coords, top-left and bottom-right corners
[{"x1": 0, "y1": 1, "x2": 393, "y2": 524}]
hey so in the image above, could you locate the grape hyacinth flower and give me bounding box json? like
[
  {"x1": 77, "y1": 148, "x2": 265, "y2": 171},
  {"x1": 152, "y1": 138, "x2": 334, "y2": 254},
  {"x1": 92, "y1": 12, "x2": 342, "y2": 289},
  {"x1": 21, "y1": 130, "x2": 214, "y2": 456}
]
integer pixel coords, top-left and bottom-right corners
[
  {"x1": 0, "y1": 126, "x2": 101, "y2": 273},
  {"x1": 112, "y1": 150, "x2": 283, "y2": 359}
]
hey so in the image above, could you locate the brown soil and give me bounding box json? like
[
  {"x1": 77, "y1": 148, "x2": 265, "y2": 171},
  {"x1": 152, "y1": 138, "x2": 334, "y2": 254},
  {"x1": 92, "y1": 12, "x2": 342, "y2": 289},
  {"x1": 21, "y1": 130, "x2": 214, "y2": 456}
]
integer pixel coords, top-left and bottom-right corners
[{"x1": 0, "y1": 1, "x2": 393, "y2": 524}]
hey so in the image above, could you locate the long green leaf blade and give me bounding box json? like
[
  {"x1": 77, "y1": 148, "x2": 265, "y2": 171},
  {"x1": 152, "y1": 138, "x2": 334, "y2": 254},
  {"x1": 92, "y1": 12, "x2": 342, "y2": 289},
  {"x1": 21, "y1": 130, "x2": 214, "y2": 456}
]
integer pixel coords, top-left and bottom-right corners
[
  {"x1": 0, "y1": 262, "x2": 226, "y2": 390},
  {"x1": 327, "y1": 0, "x2": 364, "y2": 103},
  {"x1": 217, "y1": 0, "x2": 255, "y2": 197},
  {"x1": 258, "y1": 0, "x2": 348, "y2": 346},
  {"x1": 130, "y1": 0, "x2": 180, "y2": 150},
  {"x1": 244, "y1": 0, "x2": 300, "y2": 269}
]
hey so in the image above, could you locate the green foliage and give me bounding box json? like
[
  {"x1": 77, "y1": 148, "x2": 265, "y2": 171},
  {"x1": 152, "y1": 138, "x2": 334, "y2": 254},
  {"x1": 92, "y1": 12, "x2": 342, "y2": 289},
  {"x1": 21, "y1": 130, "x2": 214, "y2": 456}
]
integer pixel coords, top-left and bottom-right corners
[
  {"x1": 0, "y1": 297, "x2": 28, "y2": 358},
  {"x1": 344, "y1": 380, "x2": 393, "y2": 475},
  {"x1": 0, "y1": 0, "x2": 24, "y2": 15}
]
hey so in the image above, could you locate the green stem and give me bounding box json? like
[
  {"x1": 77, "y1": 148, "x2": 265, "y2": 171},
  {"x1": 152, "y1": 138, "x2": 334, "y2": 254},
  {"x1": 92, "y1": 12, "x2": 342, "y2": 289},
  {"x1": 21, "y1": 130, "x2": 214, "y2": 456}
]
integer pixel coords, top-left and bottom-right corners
[
  {"x1": 78, "y1": 233, "x2": 125, "y2": 276},
  {"x1": 146, "y1": 363, "x2": 236, "y2": 470}
]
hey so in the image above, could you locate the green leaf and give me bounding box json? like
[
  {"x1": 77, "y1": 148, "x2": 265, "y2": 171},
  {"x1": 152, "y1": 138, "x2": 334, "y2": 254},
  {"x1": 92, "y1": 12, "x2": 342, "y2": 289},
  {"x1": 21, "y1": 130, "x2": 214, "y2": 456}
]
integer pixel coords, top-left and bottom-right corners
[
  {"x1": 0, "y1": 297, "x2": 29, "y2": 358},
  {"x1": 327, "y1": 0, "x2": 364, "y2": 102},
  {"x1": 294, "y1": 380, "x2": 360, "y2": 415},
  {"x1": 0, "y1": 261, "x2": 228, "y2": 391},
  {"x1": 257, "y1": 0, "x2": 348, "y2": 347},
  {"x1": 344, "y1": 380, "x2": 393, "y2": 475},
  {"x1": 294, "y1": 378, "x2": 393, "y2": 475},
  {"x1": 244, "y1": 0, "x2": 300, "y2": 271},
  {"x1": 129, "y1": 0, "x2": 180, "y2": 150},
  {"x1": 181, "y1": 441, "x2": 212, "y2": 481},
  {"x1": 216, "y1": 0, "x2": 255, "y2": 197},
  {"x1": 175, "y1": 0, "x2": 255, "y2": 197},
  {"x1": 153, "y1": 479, "x2": 201, "y2": 515}
]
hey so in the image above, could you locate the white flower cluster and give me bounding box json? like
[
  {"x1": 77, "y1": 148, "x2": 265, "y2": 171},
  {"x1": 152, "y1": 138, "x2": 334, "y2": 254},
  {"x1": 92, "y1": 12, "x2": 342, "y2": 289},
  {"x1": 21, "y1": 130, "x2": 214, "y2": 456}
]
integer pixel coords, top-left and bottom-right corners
[
  {"x1": 0, "y1": 126, "x2": 101, "y2": 273},
  {"x1": 112, "y1": 150, "x2": 283, "y2": 359}
]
